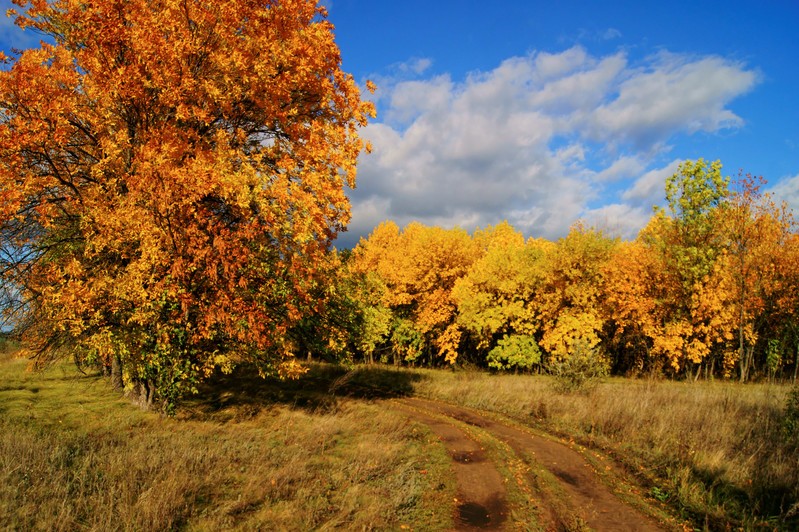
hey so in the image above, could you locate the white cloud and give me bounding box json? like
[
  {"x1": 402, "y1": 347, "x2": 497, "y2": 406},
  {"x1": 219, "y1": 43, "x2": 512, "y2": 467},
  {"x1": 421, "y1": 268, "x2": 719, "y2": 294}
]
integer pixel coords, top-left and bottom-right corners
[
  {"x1": 399, "y1": 57, "x2": 433, "y2": 75},
  {"x1": 342, "y1": 47, "x2": 758, "y2": 247},
  {"x1": 622, "y1": 159, "x2": 682, "y2": 206},
  {"x1": 581, "y1": 204, "x2": 652, "y2": 239},
  {"x1": 769, "y1": 173, "x2": 799, "y2": 216},
  {"x1": 385, "y1": 75, "x2": 453, "y2": 124},
  {"x1": 593, "y1": 156, "x2": 646, "y2": 183},
  {"x1": 589, "y1": 54, "x2": 758, "y2": 148}
]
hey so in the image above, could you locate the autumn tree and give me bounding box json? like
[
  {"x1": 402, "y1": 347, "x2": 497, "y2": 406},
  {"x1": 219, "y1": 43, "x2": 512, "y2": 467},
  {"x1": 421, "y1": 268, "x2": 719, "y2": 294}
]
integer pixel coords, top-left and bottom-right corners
[
  {"x1": 351, "y1": 222, "x2": 479, "y2": 365},
  {"x1": 642, "y1": 160, "x2": 735, "y2": 376},
  {"x1": 453, "y1": 222, "x2": 548, "y2": 370},
  {"x1": 536, "y1": 223, "x2": 616, "y2": 367},
  {"x1": 720, "y1": 173, "x2": 796, "y2": 380},
  {"x1": 602, "y1": 239, "x2": 665, "y2": 374},
  {"x1": 0, "y1": 0, "x2": 374, "y2": 412}
]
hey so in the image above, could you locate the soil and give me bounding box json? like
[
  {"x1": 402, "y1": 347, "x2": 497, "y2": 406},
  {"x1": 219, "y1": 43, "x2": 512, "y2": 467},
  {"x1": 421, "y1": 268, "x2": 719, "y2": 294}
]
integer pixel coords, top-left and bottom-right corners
[
  {"x1": 392, "y1": 402, "x2": 509, "y2": 530},
  {"x1": 393, "y1": 397, "x2": 670, "y2": 531}
]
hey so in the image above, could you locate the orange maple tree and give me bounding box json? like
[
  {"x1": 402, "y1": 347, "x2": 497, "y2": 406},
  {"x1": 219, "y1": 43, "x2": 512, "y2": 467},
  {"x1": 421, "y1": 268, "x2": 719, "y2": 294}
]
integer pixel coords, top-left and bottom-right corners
[{"x1": 0, "y1": 0, "x2": 373, "y2": 411}]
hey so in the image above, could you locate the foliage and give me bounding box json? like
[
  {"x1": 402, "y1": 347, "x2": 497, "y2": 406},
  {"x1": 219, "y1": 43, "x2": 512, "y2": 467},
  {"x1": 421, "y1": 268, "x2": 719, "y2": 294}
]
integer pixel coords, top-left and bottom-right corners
[
  {"x1": 640, "y1": 160, "x2": 735, "y2": 374},
  {"x1": 345, "y1": 166, "x2": 798, "y2": 382},
  {"x1": 538, "y1": 223, "x2": 616, "y2": 363},
  {"x1": 351, "y1": 222, "x2": 480, "y2": 364},
  {"x1": 453, "y1": 223, "x2": 546, "y2": 351},
  {"x1": 0, "y1": 0, "x2": 373, "y2": 411},
  {"x1": 486, "y1": 334, "x2": 541, "y2": 371}
]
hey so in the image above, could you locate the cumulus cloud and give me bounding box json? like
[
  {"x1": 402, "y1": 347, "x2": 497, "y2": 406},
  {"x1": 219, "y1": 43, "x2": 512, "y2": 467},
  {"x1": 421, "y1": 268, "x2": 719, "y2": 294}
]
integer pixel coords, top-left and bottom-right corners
[
  {"x1": 589, "y1": 53, "x2": 758, "y2": 149},
  {"x1": 769, "y1": 173, "x2": 799, "y2": 216},
  {"x1": 341, "y1": 46, "x2": 758, "y2": 247},
  {"x1": 581, "y1": 204, "x2": 653, "y2": 239},
  {"x1": 592, "y1": 156, "x2": 646, "y2": 183},
  {"x1": 622, "y1": 159, "x2": 683, "y2": 207}
]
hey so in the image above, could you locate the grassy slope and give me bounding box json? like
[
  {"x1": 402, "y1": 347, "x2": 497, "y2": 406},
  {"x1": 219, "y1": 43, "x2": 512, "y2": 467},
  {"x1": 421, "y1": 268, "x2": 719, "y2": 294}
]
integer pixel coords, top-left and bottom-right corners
[
  {"x1": 0, "y1": 352, "x2": 453, "y2": 531},
  {"x1": 410, "y1": 368, "x2": 799, "y2": 529}
]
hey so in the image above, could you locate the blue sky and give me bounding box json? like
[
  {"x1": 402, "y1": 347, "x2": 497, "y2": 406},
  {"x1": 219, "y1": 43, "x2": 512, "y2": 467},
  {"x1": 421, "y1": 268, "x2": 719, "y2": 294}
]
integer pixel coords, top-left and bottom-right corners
[
  {"x1": 327, "y1": 0, "x2": 799, "y2": 246},
  {"x1": 2, "y1": 1, "x2": 798, "y2": 246}
]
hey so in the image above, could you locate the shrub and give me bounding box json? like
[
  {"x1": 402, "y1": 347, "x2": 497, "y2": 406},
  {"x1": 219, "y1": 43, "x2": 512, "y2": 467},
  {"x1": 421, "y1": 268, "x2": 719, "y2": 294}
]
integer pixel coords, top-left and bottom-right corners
[
  {"x1": 486, "y1": 334, "x2": 541, "y2": 371},
  {"x1": 548, "y1": 340, "x2": 609, "y2": 393}
]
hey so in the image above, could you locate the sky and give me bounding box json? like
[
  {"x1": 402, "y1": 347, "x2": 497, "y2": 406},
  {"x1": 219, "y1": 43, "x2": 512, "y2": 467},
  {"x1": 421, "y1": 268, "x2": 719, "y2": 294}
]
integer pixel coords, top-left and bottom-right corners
[{"x1": 2, "y1": 1, "x2": 798, "y2": 247}]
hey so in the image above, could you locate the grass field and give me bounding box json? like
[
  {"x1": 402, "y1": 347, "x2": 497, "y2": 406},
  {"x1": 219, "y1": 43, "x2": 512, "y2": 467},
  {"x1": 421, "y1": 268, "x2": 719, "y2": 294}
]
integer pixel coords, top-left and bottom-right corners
[
  {"x1": 411, "y1": 368, "x2": 799, "y2": 529},
  {"x1": 2, "y1": 343, "x2": 797, "y2": 530},
  {"x1": 0, "y1": 350, "x2": 453, "y2": 531}
]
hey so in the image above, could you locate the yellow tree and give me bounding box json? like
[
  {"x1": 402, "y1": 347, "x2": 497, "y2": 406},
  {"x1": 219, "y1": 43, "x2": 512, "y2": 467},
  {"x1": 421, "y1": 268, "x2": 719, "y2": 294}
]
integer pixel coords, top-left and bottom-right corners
[
  {"x1": 452, "y1": 222, "x2": 548, "y2": 370},
  {"x1": 352, "y1": 222, "x2": 479, "y2": 364},
  {"x1": 0, "y1": 0, "x2": 373, "y2": 411},
  {"x1": 641, "y1": 160, "x2": 734, "y2": 377},
  {"x1": 601, "y1": 239, "x2": 666, "y2": 374},
  {"x1": 721, "y1": 173, "x2": 796, "y2": 380},
  {"x1": 536, "y1": 223, "x2": 617, "y2": 364}
]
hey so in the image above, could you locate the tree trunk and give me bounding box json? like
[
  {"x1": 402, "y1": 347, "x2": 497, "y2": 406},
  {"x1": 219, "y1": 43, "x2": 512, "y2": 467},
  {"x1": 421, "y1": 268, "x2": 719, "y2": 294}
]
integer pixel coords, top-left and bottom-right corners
[
  {"x1": 128, "y1": 379, "x2": 154, "y2": 410},
  {"x1": 111, "y1": 354, "x2": 124, "y2": 390},
  {"x1": 738, "y1": 318, "x2": 747, "y2": 382}
]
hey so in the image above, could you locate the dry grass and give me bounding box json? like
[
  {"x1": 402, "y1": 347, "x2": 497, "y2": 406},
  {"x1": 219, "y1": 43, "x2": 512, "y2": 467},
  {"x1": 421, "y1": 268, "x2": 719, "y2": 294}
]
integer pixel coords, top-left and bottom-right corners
[
  {"x1": 0, "y1": 357, "x2": 453, "y2": 531},
  {"x1": 410, "y1": 368, "x2": 799, "y2": 529},
  {"x1": 4, "y1": 347, "x2": 797, "y2": 530}
]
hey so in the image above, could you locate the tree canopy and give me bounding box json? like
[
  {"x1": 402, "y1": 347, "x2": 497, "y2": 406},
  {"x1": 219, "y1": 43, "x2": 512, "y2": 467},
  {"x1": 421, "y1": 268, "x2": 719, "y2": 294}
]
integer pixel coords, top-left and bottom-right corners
[
  {"x1": 346, "y1": 160, "x2": 799, "y2": 382},
  {"x1": 0, "y1": 0, "x2": 374, "y2": 411}
]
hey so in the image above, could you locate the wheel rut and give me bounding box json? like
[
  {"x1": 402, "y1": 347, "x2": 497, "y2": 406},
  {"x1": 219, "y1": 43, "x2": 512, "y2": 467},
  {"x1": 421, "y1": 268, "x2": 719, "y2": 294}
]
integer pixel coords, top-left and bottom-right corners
[
  {"x1": 394, "y1": 397, "x2": 669, "y2": 531},
  {"x1": 391, "y1": 402, "x2": 509, "y2": 530}
]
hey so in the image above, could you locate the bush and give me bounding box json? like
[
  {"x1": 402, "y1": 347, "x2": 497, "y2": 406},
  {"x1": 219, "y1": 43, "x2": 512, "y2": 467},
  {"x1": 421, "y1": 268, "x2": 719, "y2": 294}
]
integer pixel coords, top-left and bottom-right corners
[
  {"x1": 548, "y1": 340, "x2": 609, "y2": 393},
  {"x1": 486, "y1": 334, "x2": 541, "y2": 371}
]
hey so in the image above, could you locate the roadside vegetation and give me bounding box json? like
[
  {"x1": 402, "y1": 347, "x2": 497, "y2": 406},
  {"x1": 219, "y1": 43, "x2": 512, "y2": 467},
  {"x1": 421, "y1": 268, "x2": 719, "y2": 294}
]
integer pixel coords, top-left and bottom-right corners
[
  {"x1": 4, "y1": 336, "x2": 798, "y2": 530},
  {"x1": 411, "y1": 367, "x2": 799, "y2": 529},
  {"x1": 0, "y1": 352, "x2": 453, "y2": 531}
]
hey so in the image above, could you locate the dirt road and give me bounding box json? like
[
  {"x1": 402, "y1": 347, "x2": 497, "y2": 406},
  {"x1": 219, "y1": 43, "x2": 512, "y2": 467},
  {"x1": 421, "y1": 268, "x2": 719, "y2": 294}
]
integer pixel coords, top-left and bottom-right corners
[{"x1": 393, "y1": 397, "x2": 671, "y2": 531}]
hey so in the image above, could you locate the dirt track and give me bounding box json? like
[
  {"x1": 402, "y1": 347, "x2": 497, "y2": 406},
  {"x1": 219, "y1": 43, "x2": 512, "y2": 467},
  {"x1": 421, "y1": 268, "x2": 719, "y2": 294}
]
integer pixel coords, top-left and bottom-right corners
[{"x1": 393, "y1": 397, "x2": 670, "y2": 531}]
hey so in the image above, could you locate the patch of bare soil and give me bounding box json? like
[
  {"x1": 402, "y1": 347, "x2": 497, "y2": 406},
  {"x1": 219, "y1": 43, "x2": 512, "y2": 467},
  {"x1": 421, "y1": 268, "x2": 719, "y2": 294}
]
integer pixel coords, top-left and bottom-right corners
[
  {"x1": 395, "y1": 398, "x2": 669, "y2": 531},
  {"x1": 392, "y1": 402, "x2": 508, "y2": 530}
]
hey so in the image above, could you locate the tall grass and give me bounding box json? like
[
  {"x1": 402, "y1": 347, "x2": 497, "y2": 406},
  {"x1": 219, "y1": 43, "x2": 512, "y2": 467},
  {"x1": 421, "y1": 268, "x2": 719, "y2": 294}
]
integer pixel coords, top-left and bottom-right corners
[
  {"x1": 0, "y1": 357, "x2": 453, "y2": 531},
  {"x1": 411, "y1": 369, "x2": 798, "y2": 528},
  {"x1": 5, "y1": 347, "x2": 797, "y2": 530}
]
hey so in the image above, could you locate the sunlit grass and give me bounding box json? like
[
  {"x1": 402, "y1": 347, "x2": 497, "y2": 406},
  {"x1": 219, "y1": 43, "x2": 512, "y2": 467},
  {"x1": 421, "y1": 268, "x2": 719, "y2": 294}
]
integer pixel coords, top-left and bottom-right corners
[
  {"x1": 410, "y1": 368, "x2": 798, "y2": 528},
  {"x1": 4, "y1": 349, "x2": 796, "y2": 530},
  {"x1": 0, "y1": 357, "x2": 453, "y2": 531}
]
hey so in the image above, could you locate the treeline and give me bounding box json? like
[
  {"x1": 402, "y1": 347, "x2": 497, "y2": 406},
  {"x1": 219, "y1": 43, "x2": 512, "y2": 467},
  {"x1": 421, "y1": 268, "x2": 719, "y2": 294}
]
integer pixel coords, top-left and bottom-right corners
[{"x1": 304, "y1": 160, "x2": 799, "y2": 381}]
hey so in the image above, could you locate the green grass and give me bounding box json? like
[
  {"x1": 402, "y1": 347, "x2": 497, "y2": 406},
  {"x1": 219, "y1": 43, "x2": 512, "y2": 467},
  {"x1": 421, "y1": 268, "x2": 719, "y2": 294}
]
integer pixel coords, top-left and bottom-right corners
[{"x1": 0, "y1": 356, "x2": 453, "y2": 531}]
